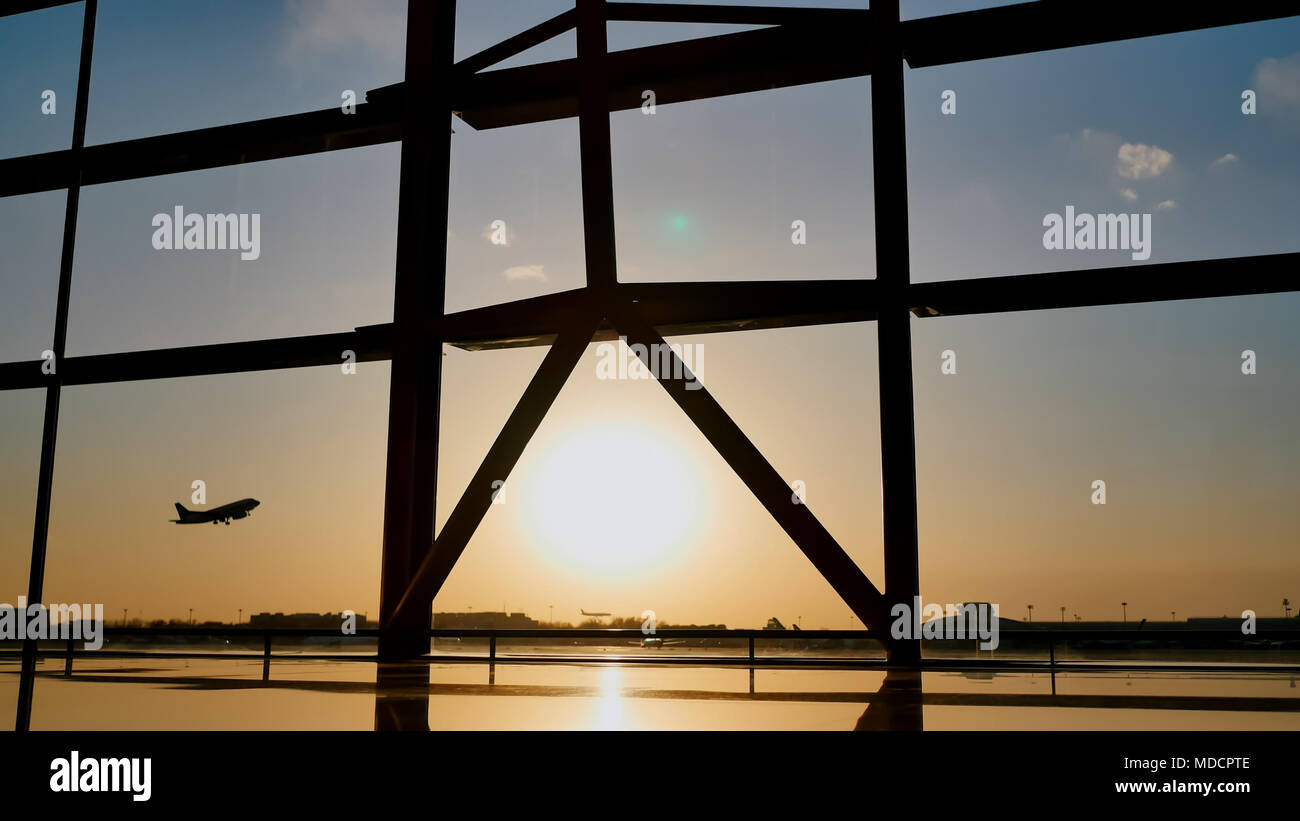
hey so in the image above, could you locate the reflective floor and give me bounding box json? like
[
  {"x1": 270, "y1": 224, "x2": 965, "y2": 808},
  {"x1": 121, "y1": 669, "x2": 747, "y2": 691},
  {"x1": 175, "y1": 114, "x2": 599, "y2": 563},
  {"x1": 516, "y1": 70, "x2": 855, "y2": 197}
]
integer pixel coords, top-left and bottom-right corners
[{"x1": 5, "y1": 653, "x2": 1300, "y2": 730}]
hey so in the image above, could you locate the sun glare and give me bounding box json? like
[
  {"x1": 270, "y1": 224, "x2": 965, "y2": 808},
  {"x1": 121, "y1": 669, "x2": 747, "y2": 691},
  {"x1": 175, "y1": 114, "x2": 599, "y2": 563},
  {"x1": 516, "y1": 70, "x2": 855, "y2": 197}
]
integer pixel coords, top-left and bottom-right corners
[{"x1": 519, "y1": 422, "x2": 706, "y2": 579}]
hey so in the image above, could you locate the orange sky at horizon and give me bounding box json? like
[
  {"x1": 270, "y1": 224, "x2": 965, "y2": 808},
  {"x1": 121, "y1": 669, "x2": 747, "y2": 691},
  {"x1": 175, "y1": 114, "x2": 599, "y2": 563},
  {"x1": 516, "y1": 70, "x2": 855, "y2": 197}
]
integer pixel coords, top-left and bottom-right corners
[{"x1": 2, "y1": 292, "x2": 1298, "y2": 628}]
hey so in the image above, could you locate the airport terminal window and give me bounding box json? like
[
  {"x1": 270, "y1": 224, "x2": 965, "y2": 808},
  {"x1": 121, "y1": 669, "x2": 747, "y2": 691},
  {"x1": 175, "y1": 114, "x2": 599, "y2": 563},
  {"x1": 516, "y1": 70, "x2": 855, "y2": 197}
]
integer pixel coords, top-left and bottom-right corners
[
  {"x1": 0, "y1": 2, "x2": 82, "y2": 160},
  {"x1": 904, "y1": 17, "x2": 1300, "y2": 282},
  {"x1": 84, "y1": 0, "x2": 407, "y2": 145},
  {"x1": 611, "y1": 78, "x2": 876, "y2": 283},
  {"x1": 433, "y1": 326, "x2": 883, "y2": 629},
  {"x1": 0, "y1": 390, "x2": 45, "y2": 729},
  {"x1": 456, "y1": 0, "x2": 574, "y2": 69},
  {"x1": 0, "y1": 191, "x2": 64, "y2": 364},
  {"x1": 673, "y1": 324, "x2": 885, "y2": 584},
  {"x1": 911, "y1": 293, "x2": 1300, "y2": 623},
  {"x1": 65, "y1": 146, "x2": 400, "y2": 356},
  {"x1": 607, "y1": 20, "x2": 766, "y2": 52},
  {"x1": 0, "y1": 0, "x2": 1297, "y2": 736},
  {"x1": 42, "y1": 365, "x2": 390, "y2": 619},
  {"x1": 435, "y1": 343, "x2": 549, "y2": 534},
  {"x1": 445, "y1": 117, "x2": 584, "y2": 314},
  {"x1": 0, "y1": 391, "x2": 46, "y2": 601},
  {"x1": 900, "y1": 0, "x2": 1020, "y2": 19}
]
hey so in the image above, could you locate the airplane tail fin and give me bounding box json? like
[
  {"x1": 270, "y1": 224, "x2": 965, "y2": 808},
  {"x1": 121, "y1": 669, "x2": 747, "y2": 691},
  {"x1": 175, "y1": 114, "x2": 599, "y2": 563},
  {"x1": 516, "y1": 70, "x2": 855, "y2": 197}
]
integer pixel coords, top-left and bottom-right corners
[{"x1": 174, "y1": 502, "x2": 190, "y2": 517}]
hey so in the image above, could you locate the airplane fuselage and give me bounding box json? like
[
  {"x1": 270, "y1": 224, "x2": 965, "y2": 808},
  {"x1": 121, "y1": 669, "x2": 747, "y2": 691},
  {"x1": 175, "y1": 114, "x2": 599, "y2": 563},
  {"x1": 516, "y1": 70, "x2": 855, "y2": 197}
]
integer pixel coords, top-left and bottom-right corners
[{"x1": 172, "y1": 498, "x2": 260, "y2": 525}]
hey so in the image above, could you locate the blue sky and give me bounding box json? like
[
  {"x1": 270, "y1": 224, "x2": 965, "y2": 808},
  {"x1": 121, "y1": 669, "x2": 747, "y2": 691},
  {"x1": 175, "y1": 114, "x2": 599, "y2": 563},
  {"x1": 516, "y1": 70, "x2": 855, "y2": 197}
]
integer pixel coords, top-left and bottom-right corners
[{"x1": 3, "y1": 0, "x2": 1296, "y2": 350}]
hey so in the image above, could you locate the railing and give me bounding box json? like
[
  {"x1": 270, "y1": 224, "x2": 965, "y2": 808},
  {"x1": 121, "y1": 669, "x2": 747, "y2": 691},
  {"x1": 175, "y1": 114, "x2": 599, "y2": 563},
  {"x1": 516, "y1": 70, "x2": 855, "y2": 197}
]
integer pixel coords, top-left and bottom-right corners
[{"x1": 5, "y1": 626, "x2": 1300, "y2": 674}]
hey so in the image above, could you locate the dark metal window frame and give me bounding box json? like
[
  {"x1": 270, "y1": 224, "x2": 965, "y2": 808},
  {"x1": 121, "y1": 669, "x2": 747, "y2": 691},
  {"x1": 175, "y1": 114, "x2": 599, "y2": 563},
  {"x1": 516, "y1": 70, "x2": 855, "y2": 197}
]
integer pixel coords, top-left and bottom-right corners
[{"x1": 3, "y1": 0, "x2": 1298, "y2": 729}]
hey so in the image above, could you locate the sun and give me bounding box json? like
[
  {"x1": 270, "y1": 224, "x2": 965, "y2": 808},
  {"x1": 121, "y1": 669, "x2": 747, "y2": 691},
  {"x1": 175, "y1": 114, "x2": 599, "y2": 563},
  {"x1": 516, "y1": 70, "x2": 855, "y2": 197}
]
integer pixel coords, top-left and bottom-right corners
[{"x1": 518, "y1": 421, "x2": 706, "y2": 579}]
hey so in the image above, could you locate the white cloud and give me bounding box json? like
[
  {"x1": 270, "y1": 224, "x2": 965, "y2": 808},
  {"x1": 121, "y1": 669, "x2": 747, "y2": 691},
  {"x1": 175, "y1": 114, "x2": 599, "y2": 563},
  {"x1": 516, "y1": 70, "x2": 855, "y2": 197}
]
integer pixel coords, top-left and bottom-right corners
[
  {"x1": 1252, "y1": 52, "x2": 1300, "y2": 113},
  {"x1": 1120, "y1": 187, "x2": 1138, "y2": 201},
  {"x1": 1117, "y1": 143, "x2": 1174, "y2": 180},
  {"x1": 1210, "y1": 153, "x2": 1238, "y2": 167},
  {"x1": 504, "y1": 264, "x2": 547, "y2": 282},
  {"x1": 282, "y1": 0, "x2": 405, "y2": 62},
  {"x1": 1156, "y1": 200, "x2": 1177, "y2": 210}
]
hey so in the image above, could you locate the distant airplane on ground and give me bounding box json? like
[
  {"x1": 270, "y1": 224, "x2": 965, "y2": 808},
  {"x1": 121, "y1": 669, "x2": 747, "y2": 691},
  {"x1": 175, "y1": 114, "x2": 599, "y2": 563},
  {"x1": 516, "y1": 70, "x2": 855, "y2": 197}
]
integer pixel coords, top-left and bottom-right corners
[
  {"x1": 171, "y1": 498, "x2": 260, "y2": 526},
  {"x1": 580, "y1": 609, "x2": 611, "y2": 617},
  {"x1": 633, "y1": 636, "x2": 687, "y2": 649}
]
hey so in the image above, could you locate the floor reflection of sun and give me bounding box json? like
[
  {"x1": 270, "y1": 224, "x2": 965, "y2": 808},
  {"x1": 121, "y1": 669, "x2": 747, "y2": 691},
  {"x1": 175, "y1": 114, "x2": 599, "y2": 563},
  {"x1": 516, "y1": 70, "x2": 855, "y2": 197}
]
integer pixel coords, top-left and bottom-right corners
[{"x1": 590, "y1": 664, "x2": 629, "y2": 730}]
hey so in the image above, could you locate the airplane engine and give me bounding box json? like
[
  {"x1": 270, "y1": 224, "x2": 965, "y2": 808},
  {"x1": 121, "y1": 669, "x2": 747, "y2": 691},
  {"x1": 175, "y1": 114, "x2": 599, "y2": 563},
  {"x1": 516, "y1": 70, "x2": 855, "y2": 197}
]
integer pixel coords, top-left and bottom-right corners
[{"x1": 232, "y1": 510, "x2": 248, "y2": 520}]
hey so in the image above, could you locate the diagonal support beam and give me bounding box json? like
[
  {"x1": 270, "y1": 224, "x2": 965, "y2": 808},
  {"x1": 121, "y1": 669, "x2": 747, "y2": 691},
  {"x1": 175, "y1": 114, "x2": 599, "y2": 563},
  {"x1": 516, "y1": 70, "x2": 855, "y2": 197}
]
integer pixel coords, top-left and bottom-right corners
[
  {"x1": 390, "y1": 316, "x2": 601, "y2": 627},
  {"x1": 609, "y1": 301, "x2": 890, "y2": 633},
  {"x1": 456, "y1": 9, "x2": 575, "y2": 75}
]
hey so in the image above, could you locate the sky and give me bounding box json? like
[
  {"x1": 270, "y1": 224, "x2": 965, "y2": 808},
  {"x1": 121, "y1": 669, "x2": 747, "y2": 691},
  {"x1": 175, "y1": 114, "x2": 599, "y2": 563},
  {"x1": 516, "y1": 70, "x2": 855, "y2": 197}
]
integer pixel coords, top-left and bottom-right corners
[{"x1": 0, "y1": 0, "x2": 1298, "y2": 629}]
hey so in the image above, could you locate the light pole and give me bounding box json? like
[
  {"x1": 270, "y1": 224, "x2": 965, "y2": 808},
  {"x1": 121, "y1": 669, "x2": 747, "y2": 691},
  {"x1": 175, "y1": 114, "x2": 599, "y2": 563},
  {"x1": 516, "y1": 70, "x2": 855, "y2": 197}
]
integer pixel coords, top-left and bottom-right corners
[
  {"x1": 122, "y1": 608, "x2": 127, "y2": 626},
  {"x1": 549, "y1": 604, "x2": 553, "y2": 625},
  {"x1": 1121, "y1": 602, "x2": 1127, "y2": 623},
  {"x1": 1026, "y1": 604, "x2": 1033, "y2": 623},
  {"x1": 188, "y1": 608, "x2": 193, "y2": 625},
  {"x1": 238, "y1": 608, "x2": 242, "y2": 625},
  {"x1": 1170, "y1": 610, "x2": 1175, "y2": 622},
  {"x1": 1059, "y1": 606, "x2": 1065, "y2": 623}
]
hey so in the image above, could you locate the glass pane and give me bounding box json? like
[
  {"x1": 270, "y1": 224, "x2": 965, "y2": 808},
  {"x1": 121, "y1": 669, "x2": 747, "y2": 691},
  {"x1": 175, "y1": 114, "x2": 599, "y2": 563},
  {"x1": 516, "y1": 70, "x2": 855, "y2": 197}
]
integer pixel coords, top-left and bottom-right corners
[
  {"x1": 0, "y1": 190, "x2": 64, "y2": 364},
  {"x1": 0, "y1": 388, "x2": 45, "y2": 728},
  {"x1": 0, "y1": 2, "x2": 83, "y2": 159},
  {"x1": 608, "y1": 21, "x2": 768, "y2": 53},
  {"x1": 905, "y1": 17, "x2": 1300, "y2": 281},
  {"x1": 435, "y1": 323, "x2": 882, "y2": 632},
  {"x1": 0, "y1": 390, "x2": 44, "y2": 600},
  {"x1": 42, "y1": 364, "x2": 391, "y2": 629},
  {"x1": 446, "y1": 118, "x2": 584, "y2": 313},
  {"x1": 612, "y1": 78, "x2": 875, "y2": 282},
  {"x1": 66, "y1": 145, "x2": 399, "y2": 355},
  {"x1": 682, "y1": 323, "x2": 884, "y2": 587},
  {"x1": 457, "y1": 0, "x2": 573, "y2": 70},
  {"x1": 86, "y1": 0, "x2": 406, "y2": 144},
  {"x1": 913, "y1": 293, "x2": 1300, "y2": 629},
  {"x1": 902, "y1": 0, "x2": 1028, "y2": 19}
]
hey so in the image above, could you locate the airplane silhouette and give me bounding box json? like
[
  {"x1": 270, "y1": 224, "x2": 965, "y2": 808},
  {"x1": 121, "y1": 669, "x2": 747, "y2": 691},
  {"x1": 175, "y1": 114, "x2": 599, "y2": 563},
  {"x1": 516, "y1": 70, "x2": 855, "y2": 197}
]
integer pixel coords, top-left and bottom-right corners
[
  {"x1": 580, "y1": 609, "x2": 611, "y2": 617},
  {"x1": 171, "y1": 498, "x2": 260, "y2": 526}
]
